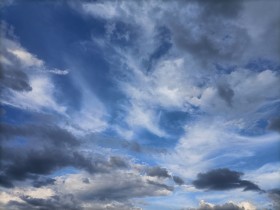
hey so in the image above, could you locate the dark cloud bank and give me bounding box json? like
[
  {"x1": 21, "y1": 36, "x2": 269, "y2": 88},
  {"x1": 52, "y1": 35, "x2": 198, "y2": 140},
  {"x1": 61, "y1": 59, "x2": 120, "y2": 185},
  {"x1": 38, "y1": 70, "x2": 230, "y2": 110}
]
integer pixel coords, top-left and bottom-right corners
[{"x1": 193, "y1": 168, "x2": 263, "y2": 192}]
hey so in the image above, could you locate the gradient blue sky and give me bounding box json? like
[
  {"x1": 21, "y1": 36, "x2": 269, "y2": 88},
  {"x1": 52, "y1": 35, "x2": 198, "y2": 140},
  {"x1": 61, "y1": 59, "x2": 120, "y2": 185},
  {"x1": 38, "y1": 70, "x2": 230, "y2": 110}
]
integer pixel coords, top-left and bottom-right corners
[{"x1": 0, "y1": 0, "x2": 280, "y2": 209}]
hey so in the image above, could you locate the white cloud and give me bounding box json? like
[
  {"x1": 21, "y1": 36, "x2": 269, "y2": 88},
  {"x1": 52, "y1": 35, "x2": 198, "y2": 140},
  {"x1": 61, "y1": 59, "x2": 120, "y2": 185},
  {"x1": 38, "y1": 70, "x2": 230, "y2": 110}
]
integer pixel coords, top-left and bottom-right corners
[
  {"x1": 245, "y1": 162, "x2": 280, "y2": 190},
  {"x1": 7, "y1": 47, "x2": 44, "y2": 68},
  {"x1": 2, "y1": 75, "x2": 66, "y2": 113},
  {"x1": 160, "y1": 120, "x2": 280, "y2": 180}
]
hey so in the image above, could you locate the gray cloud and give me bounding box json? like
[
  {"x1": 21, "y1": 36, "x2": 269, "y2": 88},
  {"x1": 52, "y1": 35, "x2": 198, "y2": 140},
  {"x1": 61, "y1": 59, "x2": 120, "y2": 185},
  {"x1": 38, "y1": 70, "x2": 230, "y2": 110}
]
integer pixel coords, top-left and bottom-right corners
[
  {"x1": 0, "y1": 123, "x2": 132, "y2": 188},
  {"x1": 32, "y1": 177, "x2": 56, "y2": 188},
  {"x1": 268, "y1": 189, "x2": 280, "y2": 210},
  {"x1": 268, "y1": 117, "x2": 280, "y2": 133},
  {"x1": 168, "y1": 0, "x2": 250, "y2": 67},
  {"x1": 0, "y1": 123, "x2": 79, "y2": 147},
  {"x1": 0, "y1": 22, "x2": 33, "y2": 93},
  {"x1": 217, "y1": 84, "x2": 234, "y2": 106},
  {"x1": 146, "y1": 166, "x2": 171, "y2": 178},
  {"x1": 193, "y1": 168, "x2": 263, "y2": 192},
  {"x1": 187, "y1": 202, "x2": 245, "y2": 210},
  {"x1": 172, "y1": 175, "x2": 184, "y2": 185},
  {"x1": 80, "y1": 173, "x2": 173, "y2": 201},
  {"x1": 8, "y1": 194, "x2": 81, "y2": 210},
  {"x1": 109, "y1": 156, "x2": 129, "y2": 168}
]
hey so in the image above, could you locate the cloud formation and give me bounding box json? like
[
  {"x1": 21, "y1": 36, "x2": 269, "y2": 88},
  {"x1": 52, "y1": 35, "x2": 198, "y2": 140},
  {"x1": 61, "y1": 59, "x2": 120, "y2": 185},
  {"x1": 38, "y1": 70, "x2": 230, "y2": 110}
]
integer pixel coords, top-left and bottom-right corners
[
  {"x1": 0, "y1": 0, "x2": 279, "y2": 209},
  {"x1": 193, "y1": 168, "x2": 262, "y2": 192},
  {"x1": 187, "y1": 200, "x2": 256, "y2": 210}
]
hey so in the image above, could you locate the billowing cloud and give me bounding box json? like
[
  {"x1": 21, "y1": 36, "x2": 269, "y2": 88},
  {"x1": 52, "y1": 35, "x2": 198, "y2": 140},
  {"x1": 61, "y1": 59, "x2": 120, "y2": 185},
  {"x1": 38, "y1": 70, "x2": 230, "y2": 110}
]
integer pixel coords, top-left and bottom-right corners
[
  {"x1": 193, "y1": 168, "x2": 263, "y2": 192},
  {"x1": 187, "y1": 200, "x2": 256, "y2": 210}
]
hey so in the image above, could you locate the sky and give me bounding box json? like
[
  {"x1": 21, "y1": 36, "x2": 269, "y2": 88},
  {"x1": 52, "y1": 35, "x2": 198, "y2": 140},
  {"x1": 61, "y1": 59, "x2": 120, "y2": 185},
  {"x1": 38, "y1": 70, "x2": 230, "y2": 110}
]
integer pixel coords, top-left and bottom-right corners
[{"x1": 0, "y1": 0, "x2": 280, "y2": 209}]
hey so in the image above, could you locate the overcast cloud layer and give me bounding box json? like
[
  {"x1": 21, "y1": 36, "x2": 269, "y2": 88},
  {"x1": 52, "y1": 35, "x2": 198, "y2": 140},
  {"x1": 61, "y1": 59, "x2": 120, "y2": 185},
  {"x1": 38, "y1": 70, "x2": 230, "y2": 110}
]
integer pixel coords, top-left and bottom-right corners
[{"x1": 0, "y1": 0, "x2": 280, "y2": 209}]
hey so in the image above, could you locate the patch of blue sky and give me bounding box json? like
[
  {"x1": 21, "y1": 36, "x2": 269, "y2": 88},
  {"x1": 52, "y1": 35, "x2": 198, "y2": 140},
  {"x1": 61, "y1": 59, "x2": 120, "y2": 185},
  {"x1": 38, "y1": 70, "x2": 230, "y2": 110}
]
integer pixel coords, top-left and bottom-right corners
[
  {"x1": 158, "y1": 110, "x2": 191, "y2": 137},
  {"x1": 134, "y1": 128, "x2": 177, "y2": 149},
  {"x1": 0, "y1": 105, "x2": 34, "y2": 125},
  {"x1": 1, "y1": 1, "x2": 105, "y2": 68},
  {"x1": 237, "y1": 119, "x2": 269, "y2": 136},
  {"x1": 106, "y1": 20, "x2": 138, "y2": 47},
  {"x1": 52, "y1": 74, "x2": 83, "y2": 112},
  {"x1": 144, "y1": 26, "x2": 172, "y2": 74},
  {"x1": 51, "y1": 167, "x2": 80, "y2": 177}
]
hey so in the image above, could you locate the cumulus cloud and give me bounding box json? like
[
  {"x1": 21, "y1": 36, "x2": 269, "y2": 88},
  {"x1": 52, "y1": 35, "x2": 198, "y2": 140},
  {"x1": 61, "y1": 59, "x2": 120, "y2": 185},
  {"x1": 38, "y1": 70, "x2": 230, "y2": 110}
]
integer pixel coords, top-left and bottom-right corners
[
  {"x1": 187, "y1": 200, "x2": 256, "y2": 210},
  {"x1": 192, "y1": 168, "x2": 263, "y2": 192}
]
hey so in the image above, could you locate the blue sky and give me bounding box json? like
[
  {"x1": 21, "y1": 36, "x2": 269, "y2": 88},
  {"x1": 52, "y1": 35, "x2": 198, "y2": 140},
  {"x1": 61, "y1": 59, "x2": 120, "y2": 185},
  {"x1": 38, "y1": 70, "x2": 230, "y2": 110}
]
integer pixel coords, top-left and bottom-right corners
[{"x1": 0, "y1": 0, "x2": 280, "y2": 209}]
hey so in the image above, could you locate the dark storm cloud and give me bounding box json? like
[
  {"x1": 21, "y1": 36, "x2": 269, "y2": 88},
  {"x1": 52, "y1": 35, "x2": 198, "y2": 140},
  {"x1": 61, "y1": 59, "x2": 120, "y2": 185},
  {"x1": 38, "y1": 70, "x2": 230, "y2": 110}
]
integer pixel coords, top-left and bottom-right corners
[
  {"x1": 0, "y1": 123, "x2": 79, "y2": 146},
  {"x1": 217, "y1": 84, "x2": 234, "y2": 106},
  {"x1": 146, "y1": 166, "x2": 171, "y2": 178},
  {"x1": 0, "y1": 174, "x2": 14, "y2": 188},
  {"x1": 172, "y1": 176, "x2": 184, "y2": 185},
  {"x1": 188, "y1": 202, "x2": 245, "y2": 210},
  {"x1": 1, "y1": 148, "x2": 91, "y2": 185},
  {"x1": 0, "y1": 147, "x2": 133, "y2": 188},
  {"x1": 0, "y1": 122, "x2": 131, "y2": 188},
  {"x1": 193, "y1": 168, "x2": 262, "y2": 192},
  {"x1": 268, "y1": 117, "x2": 280, "y2": 132},
  {"x1": 32, "y1": 177, "x2": 56, "y2": 188}
]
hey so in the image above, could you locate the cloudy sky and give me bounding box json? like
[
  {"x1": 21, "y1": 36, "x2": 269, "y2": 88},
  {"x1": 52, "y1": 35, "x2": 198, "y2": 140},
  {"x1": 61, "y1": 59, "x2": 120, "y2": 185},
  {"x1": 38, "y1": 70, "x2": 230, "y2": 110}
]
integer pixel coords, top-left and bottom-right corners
[{"x1": 0, "y1": 0, "x2": 280, "y2": 209}]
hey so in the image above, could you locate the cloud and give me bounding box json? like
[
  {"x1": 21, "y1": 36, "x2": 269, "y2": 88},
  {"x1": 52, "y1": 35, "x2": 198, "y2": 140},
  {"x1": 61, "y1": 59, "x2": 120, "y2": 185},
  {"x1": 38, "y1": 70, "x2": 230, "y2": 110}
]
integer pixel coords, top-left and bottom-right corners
[
  {"x1": 268, "y1": 117, "x2": 280, "y2": 133},
  {"x1": 0, "y1": 123, "x2": 79, "y2": 147},
  {"x1": 1, "y1": 169, "x2": 174, "y2": 210},
  {"x1": 0, "y1": 66, "x2": 32, "y2": 92},
  {"x1": 244, "y1": 162, "x2": 280, "y2": 190},
  {"x1": 268, "y1": 189, "x2": 280, "y2": 210},
  {"x1": 172, "y1": 176, "x2": 184, "y2": 185},
  {"x1": 187, "y1": 200, "x2": 256, "y2": 210},
  {"x1": 146, "y1": 166, "x2": 171, "y2": 178},
  {"x1": 217, "y1": 83, "x2": 234, "y2": 106},
  {"x1": 0, "y1": 122, "x2": 134, "y2": 188},
  {"x1": 0, "y1": 22, "x2": 68, "y2": 113},
  {"x1": 1, "y1": 1, "x2": 279, "y2": 209},
  {"x1": 9, "y1": 194, "x2": 80, "y2": 210},
  {"x1": 57, "y1": 171, "x2": 173, "y2": 202},
  {"x1": 193, "y1": 168, "x2": 263, "y2": 192},
  {"x1": 32, "y1": 177, "x2": 56, "y2": 188}
]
